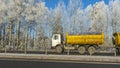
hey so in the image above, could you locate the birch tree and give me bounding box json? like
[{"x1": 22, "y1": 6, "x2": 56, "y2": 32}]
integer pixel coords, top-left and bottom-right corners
[
  {"x1": 52, "y1": 2, "x2": 64, "y2": 34},
  {"x1": 0, "y1": 0, "x2": 8, "y2": 49},
  {"x1": 109, "y1": 0, "x2": 120, "y2": 32},
  {"x1": 67, "y1": 0, "x2": 83, "y2": 34},
  {"x1": 89, "y1": 1, "x2": 108, "y2": 32}
]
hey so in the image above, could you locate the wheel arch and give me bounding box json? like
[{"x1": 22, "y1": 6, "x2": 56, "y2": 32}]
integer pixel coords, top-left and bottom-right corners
[
  {"x1": 55, "y1": 44, "x2": 63, "y2": 48},
  {"x1": 88, "y1": 45, "x2": 98, "y2": 49}
]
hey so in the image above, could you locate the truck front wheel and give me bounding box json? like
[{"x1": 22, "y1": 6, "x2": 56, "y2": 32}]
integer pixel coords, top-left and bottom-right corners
[
  {"x1": 78, "y1": 46, "x2": 86, "y2": 54},
  {"x1": 56, "y1": 46, "x2": 63, "y2": 54}
]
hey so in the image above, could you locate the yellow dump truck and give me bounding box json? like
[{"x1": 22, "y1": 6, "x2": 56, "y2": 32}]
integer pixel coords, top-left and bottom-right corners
[
  {"x1": 66, "y1": 33, "x2": 104, "y2": 45},
  {"x1": 113, "y1": 32, "x2": 120, "y2": 53},
  {"x1": 52, "y1": 32, "x2": 104, "y2": 55}
]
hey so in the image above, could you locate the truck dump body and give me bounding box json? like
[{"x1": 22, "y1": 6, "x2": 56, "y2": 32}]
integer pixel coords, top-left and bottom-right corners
[
  {"x1": 66, "y1": 32, "x2": 104, "y2": 45},
  {"x1": 113, "y1": 32, "x2": 120, "y2": 47}
]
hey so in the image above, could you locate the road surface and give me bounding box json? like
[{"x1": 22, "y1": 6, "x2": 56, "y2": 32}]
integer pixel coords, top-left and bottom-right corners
[{"x1": 0, "y1": 59, "x2": 120, "y2": 68}]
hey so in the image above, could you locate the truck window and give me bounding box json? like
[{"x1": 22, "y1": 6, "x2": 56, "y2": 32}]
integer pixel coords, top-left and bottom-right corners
[{"x1": 54, "y1": 35, "x2": 58, "y2": 40}]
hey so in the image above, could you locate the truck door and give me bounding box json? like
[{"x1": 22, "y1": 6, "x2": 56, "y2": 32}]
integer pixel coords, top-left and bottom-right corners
[{"x1": 52, "y1": 34, "x2": 61, "y2": 47}]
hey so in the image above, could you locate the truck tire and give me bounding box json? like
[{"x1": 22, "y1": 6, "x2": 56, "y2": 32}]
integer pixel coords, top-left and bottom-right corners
[
  {"x1": 88, "y1": 46, "x2": 96, "y2": 55},
  {"x1": 116, "y1": 48, "x2": 119, "y2": 54},
  {"x1": 56, "y1": 46, "x2": 63, "y2": 54},
  {"x1": 78, "y1": 46, "x2": 86, "y2": 54}
]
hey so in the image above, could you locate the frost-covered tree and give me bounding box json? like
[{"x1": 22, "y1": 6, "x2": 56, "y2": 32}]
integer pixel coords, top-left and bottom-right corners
[
  {"x1": 109, "y1": 0, "x2": 120, "y2": 32},
  {"x1": 85, "y1": 4, "x2": 93, "y2": 32},
  {"x1": 0, "y1": 0, "x2": 8, "y2": 48},
  {"x1": 66, "y1": 0, "x2": 83, "y2": 34},
  {"x1": 4, "y1": 0, "x2": 30, "y2": 50},
  {"x1": 24, "y1": 1, "x2": 48, "y2": 49},
  {"x1": 85, "y1": 1, "x2": 112, "y2": 46},
  {"x1": 51, "y1": 1, "x2": 65, "y2": 34},
  {"x1": 89, "y1": 1, "x2": 109, "y2": 32}
]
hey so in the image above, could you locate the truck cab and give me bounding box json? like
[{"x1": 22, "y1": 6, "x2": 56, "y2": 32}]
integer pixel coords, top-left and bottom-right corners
[
  {"x1": 113, "y1": 32, "x2": 120, "y2": 53},
  {"x1": 52, "y1": 34, "x2": 62, "y2": 48},
  {"x1": 52, "y1": 34, "x2": 64, "y2": 53}
]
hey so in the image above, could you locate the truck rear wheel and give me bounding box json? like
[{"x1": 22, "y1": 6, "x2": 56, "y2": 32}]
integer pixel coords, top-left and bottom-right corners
[
  {"x1": 56, "y1": 46, "x2": 63, "y2": 54},
  {"x1": 88, "y1": 46, "x2": 96, "y2": 55},
  {"x1": 116, "y1": 48, "x2": 120, "y2": 54},
  {"x1": 78, "y1": 46, "x2": 86, "y2": 54}
]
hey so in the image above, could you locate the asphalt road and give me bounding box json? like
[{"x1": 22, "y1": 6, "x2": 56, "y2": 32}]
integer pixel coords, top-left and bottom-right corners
[{"x1": 0, "y1": 59, "x2": 120, "y2": 68}]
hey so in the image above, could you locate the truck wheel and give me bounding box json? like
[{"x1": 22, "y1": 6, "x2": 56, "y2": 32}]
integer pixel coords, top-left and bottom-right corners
[
  {"x1": 116, "y1": 48, "x2": 119, "y2": 54},
  {"x1": 78, "y1": 46, "x2": 86, "y2": 54},
  {"x1": 56, "y1": 46, "x2": 63, "y2": 53},
  {"x1": 88, "y1": 46, "x2": 96, "y2": 55}
]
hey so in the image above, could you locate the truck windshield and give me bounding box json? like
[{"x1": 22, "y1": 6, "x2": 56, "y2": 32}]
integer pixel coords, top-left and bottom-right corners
[{"x1": 54, "y1": 35, "x2": 58, "y2": 40}]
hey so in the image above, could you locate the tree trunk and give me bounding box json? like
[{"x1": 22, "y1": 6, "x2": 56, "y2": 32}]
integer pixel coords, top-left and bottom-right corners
[
  {"x1": 24, "y1": 26, "x2": 28, "y2": 54},
  {"x1": 3, "y1": 23, "x2": 6, "y2": 49},
  {"x1": 17, "y1": 21, "x2": 20, "y2": 50},
  {"x1": 34, "y1": 26, "x2": 37, "y2": 49},
  {"x1": 0, "y1": 24, "x2": 2, "y2": 49},
  {"x1": 9, "y1": 20, "x2": 13, "y2": 50}
]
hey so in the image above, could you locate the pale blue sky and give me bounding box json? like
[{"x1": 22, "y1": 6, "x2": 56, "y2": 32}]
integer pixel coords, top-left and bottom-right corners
[{"x1": 43, "y1": 0, "x2": 109, "y2": 9}]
